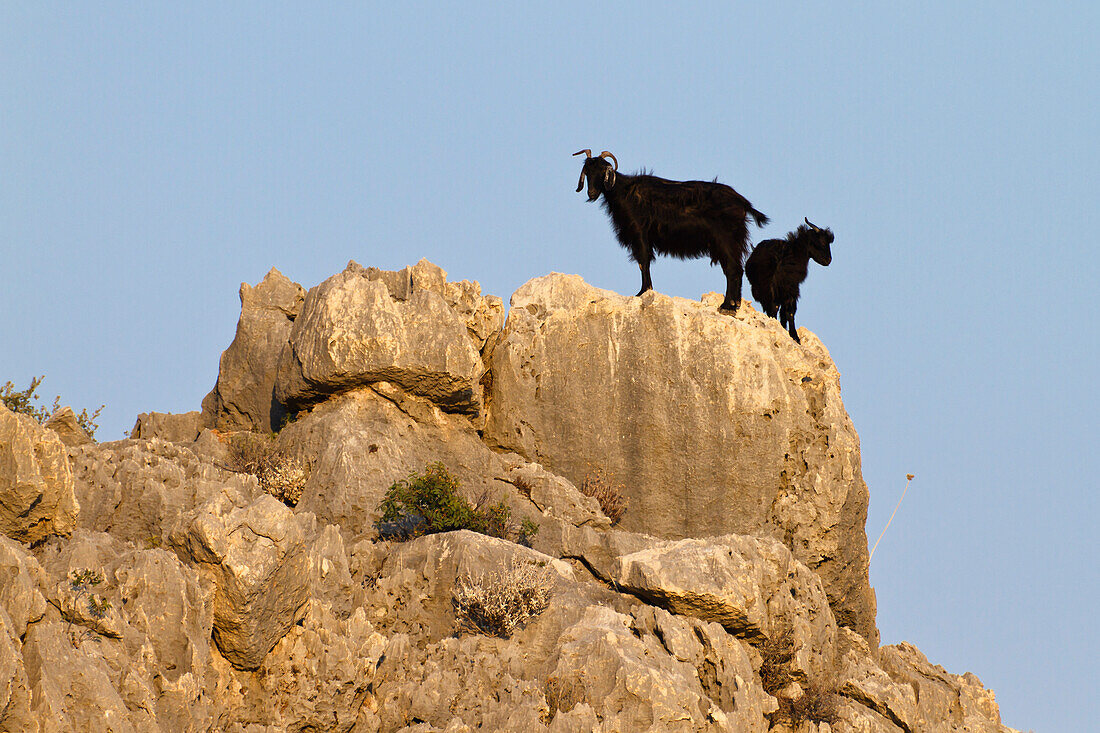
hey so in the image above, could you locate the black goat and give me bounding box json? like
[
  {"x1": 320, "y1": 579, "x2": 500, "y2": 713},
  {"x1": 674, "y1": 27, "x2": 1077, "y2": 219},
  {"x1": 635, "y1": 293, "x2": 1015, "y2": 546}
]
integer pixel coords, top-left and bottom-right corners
[
  {"x1": 574, "y1": 149, "x2": 768, "y2": 314},
  {"x1": 744, "y1": 218, "x2": 833, "y2": 343}
]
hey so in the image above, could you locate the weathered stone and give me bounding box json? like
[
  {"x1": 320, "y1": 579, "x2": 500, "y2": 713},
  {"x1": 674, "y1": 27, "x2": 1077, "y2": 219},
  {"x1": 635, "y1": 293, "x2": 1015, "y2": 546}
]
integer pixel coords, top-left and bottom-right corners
[
  {"x1": 612, "y1": 533, "x2": 837, "y2": 684},
  {"x1": 876, "y1": 642, "x2": 1019, "y2": 733},
  {"x1": 173, "y1": 492, "x2": 310, "y2": 670},
  {"x1": 43, "y1": 406, "x2": 92, "y2": 446},
  {"x1": 22, "y1": 619, "x2": 143, "y2": 732},
  {"x1": 69, "y1": 437, "x2": 257, "y2": 549},
  {"x1": 275, "y1": 386, "x2": 512, "y2": 533},
  {"x1": 274, "y1": 261, "x2": 487, "y2": 416},
  {"x1": 364, "y1": 259, "x2": 505, "y2": 351},
  {"x1": 202, "y1": 267, "x2": 306, "y2": 432},
  {"x1": 502, "y1": 456, "x2": 610, "y2": 530},
  {"x1": 129, "y1": 411, "x2": 204, "y2": 443},
  {"x1": 483, "y1": 273, "x2": 876, "y2": 643},
  {"x1": 0, "y1": 535, "x2": 49, "y2": 638},
  {"x1": 0, "y1": 404, "x2": 79, "y2": 543},
  {"x1": 835, "y1": 629, "x2": 916, "y2": 733},
  {"x1": 0, "y1": 608, "x2": 34, "y2": 733}
]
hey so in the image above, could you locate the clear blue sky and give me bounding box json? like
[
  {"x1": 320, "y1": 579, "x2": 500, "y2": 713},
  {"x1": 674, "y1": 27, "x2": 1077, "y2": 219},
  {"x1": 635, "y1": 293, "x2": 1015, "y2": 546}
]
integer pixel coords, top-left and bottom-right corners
[{"x1": 2, "y1": 4, "x2": 1096, "y2": 729}]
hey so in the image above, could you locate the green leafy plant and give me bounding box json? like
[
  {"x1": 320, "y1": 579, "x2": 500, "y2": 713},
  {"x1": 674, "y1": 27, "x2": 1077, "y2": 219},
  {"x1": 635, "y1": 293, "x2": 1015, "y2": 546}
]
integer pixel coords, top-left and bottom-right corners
[
  {"x1": 67, "y1": 569, "x2": 113, "y2": 646},
  {"x1": 1, "y1": 375, "x2": 103, "y2": 438},
  {"x1": 376, "y1": 462, "x2": 539, "y2": 544}
]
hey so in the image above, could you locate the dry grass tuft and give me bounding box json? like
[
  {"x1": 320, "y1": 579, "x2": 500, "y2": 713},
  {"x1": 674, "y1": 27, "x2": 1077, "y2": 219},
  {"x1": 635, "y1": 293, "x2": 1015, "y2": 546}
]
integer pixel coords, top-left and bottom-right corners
[
  {"x1": 452, "y1": 557, "x2": 553, "y2": 638},
  {"x1": 579, "y1": 468, "x2": 628, "y2": 525},
  {"x1": 759, "y1": 624, "x2": 839, "y2": 726},
  {"x1": 226, "y1": 433, "x2": 310, "y2": 506}
]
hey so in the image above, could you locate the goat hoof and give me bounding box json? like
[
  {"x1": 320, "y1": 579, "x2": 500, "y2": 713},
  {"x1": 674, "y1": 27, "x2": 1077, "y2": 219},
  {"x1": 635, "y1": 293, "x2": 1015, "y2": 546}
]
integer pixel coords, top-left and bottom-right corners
[{"x1": 718, "y1": 303, "x2": 739, "y2": 316}]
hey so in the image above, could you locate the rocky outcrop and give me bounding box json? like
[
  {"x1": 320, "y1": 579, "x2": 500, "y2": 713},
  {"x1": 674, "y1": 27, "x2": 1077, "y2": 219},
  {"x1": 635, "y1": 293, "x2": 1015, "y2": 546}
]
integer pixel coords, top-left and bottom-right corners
[
  {"x1": 129, "y1": 410, "x2": 204, "y2": 444},
  {"x1": 0, "y1": 261, "x2": 1021, "y2": 732},
  {"x1": 484, "y1": 273, "x2": 876, "y2": 643},
  {"x1": 202, "y1": 267, "x2": 306, "y2": 432},
  {"x1": 43, "y1": 406, "x2": 92, "y2": 447},
  {"x1": 0, "y1": 404, "x2": 79, "y2": 543},
  {"x1": 274, "y1": 260, "x2": 502, "y2": 418}
]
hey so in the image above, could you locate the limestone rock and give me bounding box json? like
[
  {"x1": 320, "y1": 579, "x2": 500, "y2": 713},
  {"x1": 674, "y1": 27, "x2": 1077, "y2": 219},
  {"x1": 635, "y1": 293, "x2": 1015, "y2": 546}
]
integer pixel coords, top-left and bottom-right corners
[
  {"x1": 28, "y1": 530, "x2": 217, "y2": 731},
  {"x1": 275, "y1": 386, "x2": 512, "y2": 533},
  {"x1": 0, "y1": 609, "x2": 34, "y2": 733},
  {"x1": 129, "y1": 411, "x2": 204, "y2": 444},
  {"x1": 206, "y1": 601, "x2": 387, "y2": 733},
  {"x1": 0, "y1": 535, "x2": 49, "y2": 638},
  {"x1": 0, "y1": 404, "x2": 79, "y2": 543},
  {"x1": 483, "y1": 273, "x2": 876, "y2": 643},
  {"x1": 273, "y1": 260, "x2": 488, "y2": 416},
  {"x1": 876, "y1": 642, "x2": 1019, "y2": 733},
  {"x1": 612, "y1": 534, "x2": 837, "y2": 683},
  {"x1": 69, "y1": 437, "x2": 257, "y2": 549},
  {"x1": 202, "y1": 267, "x2": 306, "y2": 432},
  {"x1": 43, "y1": 406, "x2": 92, "y2": 447},
  {"x1": 363, "y1": 259, "x2": 505, "y2": 350},
  {"x1": 173, "y1": 492, "x2": 310, "y2": 670}
]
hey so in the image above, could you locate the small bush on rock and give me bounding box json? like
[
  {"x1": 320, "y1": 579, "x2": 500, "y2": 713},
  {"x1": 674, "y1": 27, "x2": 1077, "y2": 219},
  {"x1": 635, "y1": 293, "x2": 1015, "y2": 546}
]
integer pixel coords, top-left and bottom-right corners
[
  {"x1": 452, "y1": 558, "x2": 552, "y2": 638},
  {"x1": 759, "y1": 624, "x2": 839, "y2": 726},
  {"x1": 1, "y1": 375, "x2": 104, "y2": 438},
  {"x1": 580, "y1": 467, "x2": 628, "y2": 525},
  {"x1": 376, "y1": 463, "x2": 539, "y2": 545},
  {"x1": 226, "y1": 432, "x2": 310, "y2": 506}
]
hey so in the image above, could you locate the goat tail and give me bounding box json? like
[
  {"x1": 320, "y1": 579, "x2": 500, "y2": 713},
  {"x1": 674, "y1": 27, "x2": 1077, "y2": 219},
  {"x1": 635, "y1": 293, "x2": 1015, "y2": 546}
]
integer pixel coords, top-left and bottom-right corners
[{"x1": 749, "y1": 207, "x2": 769, "y2": 228}]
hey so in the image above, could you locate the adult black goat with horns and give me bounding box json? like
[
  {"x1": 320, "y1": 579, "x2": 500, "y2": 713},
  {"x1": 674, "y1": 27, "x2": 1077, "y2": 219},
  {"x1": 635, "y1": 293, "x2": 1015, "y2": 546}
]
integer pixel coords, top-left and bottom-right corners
[
  {"x1": 574, "y1": 149, "x2": 769, "y2": 314},
  {"x1": 744, "y1": 218, "x2": 833, "y2": 344}
]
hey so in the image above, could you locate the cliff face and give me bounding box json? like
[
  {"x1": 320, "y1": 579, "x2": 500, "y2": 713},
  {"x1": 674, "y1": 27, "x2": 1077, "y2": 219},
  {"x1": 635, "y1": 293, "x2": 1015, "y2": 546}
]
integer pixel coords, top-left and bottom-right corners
[{"x1": 0, "y1": 260, "x2": 1017, "y2": 732}]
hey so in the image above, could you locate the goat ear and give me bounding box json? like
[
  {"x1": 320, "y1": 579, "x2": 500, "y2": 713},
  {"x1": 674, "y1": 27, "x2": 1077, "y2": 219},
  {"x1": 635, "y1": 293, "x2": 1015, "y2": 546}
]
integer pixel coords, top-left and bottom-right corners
[
  {"x1": 604, "y1": 167, "x2": 616, "y2": 190},
  {"x1": 576, "y1": 169, "x2": 586, "y2": 193}
]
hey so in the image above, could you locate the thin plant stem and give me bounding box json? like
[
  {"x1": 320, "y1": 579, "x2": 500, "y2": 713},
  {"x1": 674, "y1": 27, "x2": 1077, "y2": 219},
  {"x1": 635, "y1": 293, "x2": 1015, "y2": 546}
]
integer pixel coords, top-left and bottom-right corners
[{"x1": 869, "y1": 474, "x2": 913, "y2": 561}]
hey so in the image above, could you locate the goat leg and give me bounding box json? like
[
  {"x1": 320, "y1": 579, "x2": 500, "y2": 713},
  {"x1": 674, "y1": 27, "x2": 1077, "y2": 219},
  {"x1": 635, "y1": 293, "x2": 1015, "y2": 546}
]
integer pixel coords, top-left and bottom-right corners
[
  {"x1": 635, "y1": 242, "x2": 654, "y2": 296},
  {"x1": 718, "y1": 258, "x2": 742, "y2": 314},
  {"x1": 780, "y1": 302, "x2": 801, "y2": 343}
]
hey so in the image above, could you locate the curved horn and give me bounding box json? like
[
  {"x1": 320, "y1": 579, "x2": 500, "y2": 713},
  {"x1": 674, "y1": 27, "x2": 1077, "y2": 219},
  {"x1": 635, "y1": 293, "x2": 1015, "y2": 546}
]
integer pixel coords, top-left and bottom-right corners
[
  {"x1": 598, "y1": 151, "x2": 618, "y2": 170},
  {"x1": 804, "y1": 217, "x2": 819, "y2": 230},
  {"x1": 573, "y1": 149, "x2": 592, "y2": 158}
]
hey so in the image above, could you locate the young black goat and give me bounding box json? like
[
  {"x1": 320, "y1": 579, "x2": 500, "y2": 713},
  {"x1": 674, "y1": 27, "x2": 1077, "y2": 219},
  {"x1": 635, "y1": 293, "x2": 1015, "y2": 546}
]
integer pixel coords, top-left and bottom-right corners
[
  {"x1": 744, "y1": 218, "x2": 833, "y2": 343},
  {"x1": 574, "y1": 149, "x2": 768, "y2": 314}
]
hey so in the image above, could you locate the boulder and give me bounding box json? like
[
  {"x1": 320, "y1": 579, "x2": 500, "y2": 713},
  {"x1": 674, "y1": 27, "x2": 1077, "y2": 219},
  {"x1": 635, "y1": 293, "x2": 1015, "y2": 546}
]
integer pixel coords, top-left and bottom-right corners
[
  {"x1": 43, "y1": 406, "x2": 92, "y2": 446},
  {"x1": 274, "y1": 260, "x2": 495, "y2": 417},
  {"x1": 172, "y1": 492, "x2": 310, "y2": 670},
  {"x1": 483, "y1": 273, "x2": 876, "y2": 642},
  {"x1": 0, "y1": 404, "x2": 79, "y2": 543},
  {"x1": 612, "y1": 534, "x2": 837, "y2": 683},
  {"x1": 202, "y1": 267, "x2": 306, "y2": 432},
  {"x1": 129, "y1": 411, "x2": 204, "y2": 443}
]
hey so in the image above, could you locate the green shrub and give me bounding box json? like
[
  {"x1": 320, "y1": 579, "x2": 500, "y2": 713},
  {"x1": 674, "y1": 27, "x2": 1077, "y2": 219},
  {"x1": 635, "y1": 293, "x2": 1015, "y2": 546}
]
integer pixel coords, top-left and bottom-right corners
[
  {"x1": 1, "y1": 375, "x2": 103, "y2": 439},
  {"x1": 376, "y1": 462, "x2": 538, "y2": 544}
]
